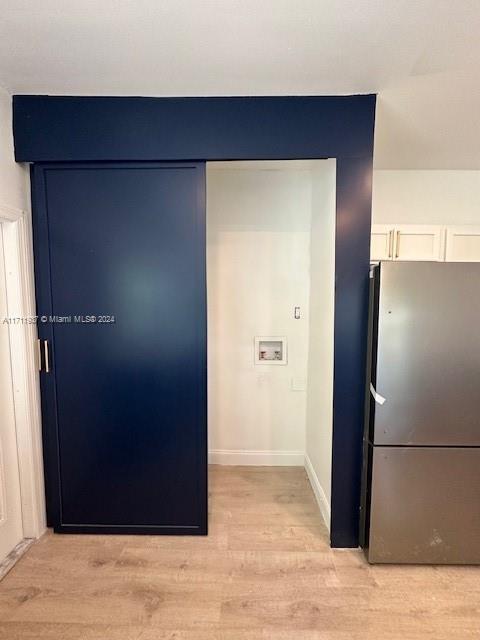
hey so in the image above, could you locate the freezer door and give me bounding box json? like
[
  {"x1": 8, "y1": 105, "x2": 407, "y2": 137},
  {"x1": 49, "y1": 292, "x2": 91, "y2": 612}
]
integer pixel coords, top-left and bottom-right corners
[
  {"x1": 367, "y1": 446, "x2": 480, "y2": 564},
  {"x1": 373, "y1": 262, "x2": 480, "y2": 445}
]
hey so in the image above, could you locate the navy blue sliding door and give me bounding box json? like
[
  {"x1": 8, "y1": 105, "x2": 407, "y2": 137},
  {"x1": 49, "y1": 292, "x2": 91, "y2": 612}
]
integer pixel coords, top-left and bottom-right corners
[{"x1": 32, "y1": 163, "x2": 207, "y2": 534}]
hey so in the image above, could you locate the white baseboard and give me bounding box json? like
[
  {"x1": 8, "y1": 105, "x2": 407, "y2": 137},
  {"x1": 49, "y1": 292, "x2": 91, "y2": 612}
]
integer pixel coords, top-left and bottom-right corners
[
  {"x1": 208, "y1": 449, "x2": 304, "y2": 466},
  {"x1": 304, "y1": 454, "x2": 331, "y2": 532}
]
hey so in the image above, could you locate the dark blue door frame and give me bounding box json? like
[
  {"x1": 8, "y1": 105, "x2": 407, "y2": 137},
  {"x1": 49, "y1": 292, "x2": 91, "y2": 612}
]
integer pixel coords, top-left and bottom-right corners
[{"x1": 14, "y1": 95, "x2": 376, "y2": 547}]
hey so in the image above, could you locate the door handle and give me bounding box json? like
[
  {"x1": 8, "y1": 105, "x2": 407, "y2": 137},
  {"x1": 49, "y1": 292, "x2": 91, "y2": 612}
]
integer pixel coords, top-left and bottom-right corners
[
  {"x1": 37, "y1": 338, "x2": 42, "y2": 371},
  {"x1": 395, "y1": 231, "x2": 400, "y2": 258},
  {"x1": 44, "y1": 340, "x2": 50, "y2": 374},
  {"x1": 388, "y1": 230, "x2": 393, "y2": 258}
]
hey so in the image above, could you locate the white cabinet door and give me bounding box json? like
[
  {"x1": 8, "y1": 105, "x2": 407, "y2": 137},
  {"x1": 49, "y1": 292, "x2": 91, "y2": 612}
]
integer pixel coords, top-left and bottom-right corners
[
  {"x1": 445, "y1": 226, "x2": 480, "y2": 262},
  {"x1": 394, "y1": 225, "x2": 445, "y2": 261},
  {"x1": 0, "y1": 228, "x2": 23, "y2": 562},
  {"x1": 371, "y1": 225, "x2": 394, "y2": 261}
]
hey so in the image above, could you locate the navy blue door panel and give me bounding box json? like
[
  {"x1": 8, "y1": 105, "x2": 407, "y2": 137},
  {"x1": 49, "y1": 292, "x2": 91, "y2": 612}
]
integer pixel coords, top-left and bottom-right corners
[{"x1": 32, "y1": 163, "x2": 207, "y2": 534}]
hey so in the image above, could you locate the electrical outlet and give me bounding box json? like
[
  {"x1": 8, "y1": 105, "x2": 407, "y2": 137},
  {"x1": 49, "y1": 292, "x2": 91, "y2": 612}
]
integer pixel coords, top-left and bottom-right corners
[{"x1": 291, "y1": 376, "x2": 306, "y2": 391}]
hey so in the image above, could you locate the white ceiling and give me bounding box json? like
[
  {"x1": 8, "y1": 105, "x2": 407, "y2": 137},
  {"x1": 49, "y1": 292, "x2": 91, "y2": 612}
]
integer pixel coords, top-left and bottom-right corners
[{"x1": 1, "y1": 0, "x2": 479, "y2": 168}]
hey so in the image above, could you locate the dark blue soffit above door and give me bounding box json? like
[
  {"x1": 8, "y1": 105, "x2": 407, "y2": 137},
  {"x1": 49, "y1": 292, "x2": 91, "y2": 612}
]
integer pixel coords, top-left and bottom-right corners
[
  {"x1": 13, "y1": 95, "x2": 375, "y2": 162},
  {"x1": 13, "y1": 93, "x2": 376, "y2": 548}
]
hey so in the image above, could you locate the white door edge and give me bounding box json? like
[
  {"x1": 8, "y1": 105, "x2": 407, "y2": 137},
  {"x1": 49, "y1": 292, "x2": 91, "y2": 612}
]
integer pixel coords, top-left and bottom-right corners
[{"x1": 1, "y1": 211, "x2": 46, "y2": 541}]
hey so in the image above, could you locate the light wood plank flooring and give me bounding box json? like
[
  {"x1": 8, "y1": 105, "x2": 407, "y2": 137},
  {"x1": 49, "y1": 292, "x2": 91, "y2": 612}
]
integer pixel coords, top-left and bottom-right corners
[{"x1": 0, "y1": 466, "x2": 479, "y2": 639}]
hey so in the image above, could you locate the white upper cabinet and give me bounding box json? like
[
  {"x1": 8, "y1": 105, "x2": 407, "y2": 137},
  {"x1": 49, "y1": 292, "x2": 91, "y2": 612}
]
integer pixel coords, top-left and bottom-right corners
[
  {"x1": 394, "y1": 225, "x2": 445, "y2": 261},
  {"x1": 445, "y1": 226, "x2": 480, "y2": 262},
  {"x1": 371, "y1": 224, "x2": 445, "y2": 262},
  {"x1": 371, "y1": 225, "x2": 394, "y2": 261},
  {"x1": 372, "y1": 224, "x2": 480, "y2": 262}
]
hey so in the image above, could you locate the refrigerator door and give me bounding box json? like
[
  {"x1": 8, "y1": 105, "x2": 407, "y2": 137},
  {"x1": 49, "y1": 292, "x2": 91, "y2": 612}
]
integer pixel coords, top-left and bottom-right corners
[
  {"x1": 372, "y1": 262, "x2": 480, "y2": 445},
  {"x1": 367, "y1": 446, "x2": 480, "y2": 564}
]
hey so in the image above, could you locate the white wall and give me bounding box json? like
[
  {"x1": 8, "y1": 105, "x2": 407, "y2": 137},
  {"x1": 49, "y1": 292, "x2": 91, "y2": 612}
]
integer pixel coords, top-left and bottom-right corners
[
  {"x1": 373, "y1": 170, "x2": 480, "y2": 225},
  {"x1": 207, "y1": 163, "x2": 312, "y2": 465},
  {"x1": 0, "y1": 88, "x2": 30, "y2": 211},
  {"x1": 0, "y1": 87, "x2": 29, "y2": 466},
  {"x1": 0, "y1": 225, "x2": 24, "y2": 558},
  {"x1": 0, "y1": 88, "x2": 46, "y2": 542},
  {"x1": 305, "y1": 161, "x2": 336, "y2": 531}
]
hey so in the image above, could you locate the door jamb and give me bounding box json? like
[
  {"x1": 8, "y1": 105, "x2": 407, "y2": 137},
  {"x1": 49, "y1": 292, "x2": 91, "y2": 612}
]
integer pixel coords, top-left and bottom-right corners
[{"x1": 0, "y1": 202, "x2": 46, "y2": 539}]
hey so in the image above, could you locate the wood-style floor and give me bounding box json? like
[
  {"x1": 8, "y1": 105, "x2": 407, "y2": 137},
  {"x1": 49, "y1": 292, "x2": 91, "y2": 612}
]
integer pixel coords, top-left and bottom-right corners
[{"x1": 0, "y1": 466, "x2": 479, "y2": 639}]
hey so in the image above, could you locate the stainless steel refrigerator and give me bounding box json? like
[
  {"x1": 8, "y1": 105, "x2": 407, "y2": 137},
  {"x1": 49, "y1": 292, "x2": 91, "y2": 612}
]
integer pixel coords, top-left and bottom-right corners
[{"x1": 360, "y1": 261, "x2": 480, "y2": 564}]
